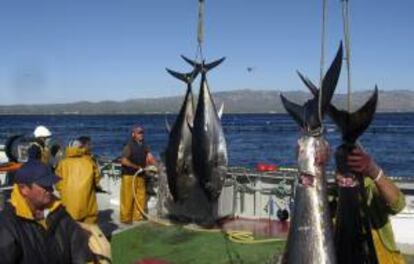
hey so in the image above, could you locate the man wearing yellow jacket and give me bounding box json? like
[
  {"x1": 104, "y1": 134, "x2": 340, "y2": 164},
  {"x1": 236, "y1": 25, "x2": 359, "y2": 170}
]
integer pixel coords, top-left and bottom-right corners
[{"x1": 55, "y1": 140, "x2": 101, "y2": 224}]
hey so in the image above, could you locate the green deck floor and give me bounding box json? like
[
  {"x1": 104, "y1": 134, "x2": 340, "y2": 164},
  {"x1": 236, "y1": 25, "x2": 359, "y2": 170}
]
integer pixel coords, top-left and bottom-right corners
[
  {"x1": 112, "y1": 222, "x2": 284, "y2": 264},
  {"x1": 111, "y1": 222, "x2": 414, "y2": 264}
]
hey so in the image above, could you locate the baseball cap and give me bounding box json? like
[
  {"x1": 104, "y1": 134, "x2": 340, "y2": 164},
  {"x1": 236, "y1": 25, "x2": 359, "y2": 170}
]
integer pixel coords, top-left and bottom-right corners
[{"x1": 15, "y1": 160, "x2": 60, "y2": 187}]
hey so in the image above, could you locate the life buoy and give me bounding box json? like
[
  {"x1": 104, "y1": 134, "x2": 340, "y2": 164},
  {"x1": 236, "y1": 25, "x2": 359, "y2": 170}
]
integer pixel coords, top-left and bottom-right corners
[
  {"x1": 256, "y1": 163, "x2": 268, "y2": 172},
  {"x1": 256, "y1": 163, "x2": 278, "y2": 172}
]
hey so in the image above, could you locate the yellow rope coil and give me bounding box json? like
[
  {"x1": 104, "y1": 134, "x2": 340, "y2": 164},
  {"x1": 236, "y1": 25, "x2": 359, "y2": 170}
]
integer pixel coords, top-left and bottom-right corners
[{"x1": 226, "y1": 230, "x2": 285, "y2": 244}]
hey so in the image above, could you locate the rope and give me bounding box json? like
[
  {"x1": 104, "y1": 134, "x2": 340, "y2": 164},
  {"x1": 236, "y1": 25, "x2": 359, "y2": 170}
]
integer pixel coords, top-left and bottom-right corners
[
  {"x1": 197, "y1": 0, "x2": 204, "y2": 48},
  {"x1": 131, "y1": 169, "x2": 173, "y2": 226},
  {"x1": 195, "y1": 0, "x2": 205, "y2": 63},
  {"x1": 319, "y1": 0, "x2": 328, "y2": 125},
  {"x1": 341, "y1": 0, "x2": 352, "y2": 111},
  {"x1": 226, "y1": 230, "x2": 285, "y2": 244},
  {"x1": 320, "y1": 0, "x2": 327, "y2": 87}
]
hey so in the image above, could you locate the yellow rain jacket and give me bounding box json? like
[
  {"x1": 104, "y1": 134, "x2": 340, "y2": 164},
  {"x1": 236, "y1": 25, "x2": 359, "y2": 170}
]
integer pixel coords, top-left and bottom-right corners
[
  {"x1": 55, "y1": 146, "x2": 101, "y2": 224},
  {"x1": 365, "y1": 178, "x2": 406, "y2": 264}
]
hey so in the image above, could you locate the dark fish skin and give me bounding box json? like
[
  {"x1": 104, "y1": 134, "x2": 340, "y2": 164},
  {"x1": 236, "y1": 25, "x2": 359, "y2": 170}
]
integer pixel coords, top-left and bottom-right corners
[
  {"x1": 298, "y1": 51, "x2": 380, "y2": 263},
  {"x1": 280, "y1": 43, "x2": 342, "y2": 264},
  {"x1": 182, "y1": 56, "x2": 228, "y2": 202},
  {"x1": 165, "y1": 68, "x2": 199, "y2": 202}
]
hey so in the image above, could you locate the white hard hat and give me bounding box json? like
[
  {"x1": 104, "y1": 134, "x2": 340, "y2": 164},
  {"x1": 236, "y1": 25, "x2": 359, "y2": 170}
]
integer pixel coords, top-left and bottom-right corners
[{"x1": 33, "y1": 125, "x2": 52, "y2": 138}]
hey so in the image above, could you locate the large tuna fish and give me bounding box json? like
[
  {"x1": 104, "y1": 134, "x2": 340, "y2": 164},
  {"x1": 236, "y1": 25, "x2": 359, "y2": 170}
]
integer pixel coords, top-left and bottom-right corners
[
  {"x1": 280, "y1": 43, "x2": 342, "y2": 264},
  {"x1": 165, "y1": 68, "x2": 199, "y2": 202},
  {"x1": 298, "y1": 59, "x2": 379, "y2": 263},
  {"x1": 182, "y1": 55, "x2": 227, "y2": 201}
]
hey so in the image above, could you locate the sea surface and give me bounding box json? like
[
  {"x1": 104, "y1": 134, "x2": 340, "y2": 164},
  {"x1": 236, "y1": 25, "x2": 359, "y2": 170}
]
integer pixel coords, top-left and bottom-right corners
[{"x1": 0, "y1": 113, "x2": 413, "y2": 178}]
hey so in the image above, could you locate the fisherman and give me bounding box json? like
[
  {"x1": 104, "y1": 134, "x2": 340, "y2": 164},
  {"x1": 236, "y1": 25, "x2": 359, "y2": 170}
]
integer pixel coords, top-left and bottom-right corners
[
  {"x1": 78, "y1": 136, "x2": 105, "y2": 193},
  {"x1": 28, "y1": 125, "x2": 52, "y2": 165},
  {"x1": 0, "y1": 159, "x2": 94, "y2": 263},
  {"x1": 78, "y1": 136, "x2": 92, "y2": 154},
  {"x1": 55, "y1": 139, "x2": 101, "y2": 224},
  {"x1": 120, "y1": 125, "x2": 157, "y2": 224},
  {"x1": 337, "y1": 146, "x2": 406, "y2": 263}
]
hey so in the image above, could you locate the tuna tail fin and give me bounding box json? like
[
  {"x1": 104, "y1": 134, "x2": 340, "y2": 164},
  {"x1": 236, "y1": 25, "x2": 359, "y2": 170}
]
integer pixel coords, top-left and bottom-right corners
[
  {"x1": 181, "y1": 55, "x2": 226, "y2": 73},
  {"x1": 280, "y1": 94, "x2": 305, "y2": 128},
  {"x1": 319, "y1": 42, "x2": 343, "y2": 118},
  {"x1": 281, "y1": 42, "x2": 343, "y2": 131},
  {"x1": 330, "y1": 87, "x2": 378, "y2": 143},
  {"x1": 297, "y1": 70, "x2": 342, "y2": 120},
  {"x1": 297, "y1": 71, "x2": 318, "y2": 95},
  {"x1": 165, "y1": 68, "x2": 199, "y2": 85}
]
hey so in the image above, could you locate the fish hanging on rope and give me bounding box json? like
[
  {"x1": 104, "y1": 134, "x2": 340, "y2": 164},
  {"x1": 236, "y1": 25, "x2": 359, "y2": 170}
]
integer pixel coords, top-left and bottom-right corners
[
  {"x1": 181, "y1": 55, "x2": 228, "y2": 202},
  {"x1": 280, "y1": 43, "x2": 342, "y2": 264}
]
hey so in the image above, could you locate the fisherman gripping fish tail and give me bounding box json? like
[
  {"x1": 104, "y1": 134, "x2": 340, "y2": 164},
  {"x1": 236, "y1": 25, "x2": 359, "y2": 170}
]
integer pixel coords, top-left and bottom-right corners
[
  {"x1": 296, "y1": 42, "x2": 406, "y2": 262},
  {"x1": 318, "y1": 86, "x2": 404, "y2": 263},
  {"x1": 280, "y1": 43, "x2": 343, "y2": 264}
]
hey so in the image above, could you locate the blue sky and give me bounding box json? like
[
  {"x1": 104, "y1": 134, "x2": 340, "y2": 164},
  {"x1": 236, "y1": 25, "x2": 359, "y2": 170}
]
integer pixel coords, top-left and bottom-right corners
[{"x1": 0, "y1": 1, "x2": 413, "y2": 105}]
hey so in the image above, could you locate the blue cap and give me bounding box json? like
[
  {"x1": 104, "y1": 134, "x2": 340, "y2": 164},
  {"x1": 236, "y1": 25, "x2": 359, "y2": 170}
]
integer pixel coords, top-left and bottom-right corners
[{"x1": 15, "y1": 160, "x2": 60, "y2": 187}]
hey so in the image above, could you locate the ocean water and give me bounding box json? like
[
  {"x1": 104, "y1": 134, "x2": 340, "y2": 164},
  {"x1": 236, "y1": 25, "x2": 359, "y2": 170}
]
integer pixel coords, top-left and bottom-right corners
[{"x1": 0, "y1": 113, "x2": 413, "y2": 177}]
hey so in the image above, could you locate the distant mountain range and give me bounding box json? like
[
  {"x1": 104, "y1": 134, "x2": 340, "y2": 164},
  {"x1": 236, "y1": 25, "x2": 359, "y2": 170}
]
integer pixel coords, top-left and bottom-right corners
[{"x1": 0, "y1": 89, "x2": 413, "y2": 114}]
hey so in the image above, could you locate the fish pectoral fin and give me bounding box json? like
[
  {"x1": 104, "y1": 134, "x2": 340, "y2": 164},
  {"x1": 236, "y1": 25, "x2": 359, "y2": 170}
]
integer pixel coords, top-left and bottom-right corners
[
  {"x1": 186, "y1": 116, "x2": 193, "y2": 133},
  {"x1": 165, "y1": 115, "x2": 171, "y2": 133},
  {"x1": 166, "y1": 67, "x2": 200, "y2": 84},
  {"x1": 217, "y1": 103, "x2": 224, "y2": 119}
]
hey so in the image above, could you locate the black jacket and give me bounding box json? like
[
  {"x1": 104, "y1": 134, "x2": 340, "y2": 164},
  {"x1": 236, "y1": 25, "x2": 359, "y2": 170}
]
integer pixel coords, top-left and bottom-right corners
[{"x1": 0, "y1": 203, "x2": 94, "y2": 264}]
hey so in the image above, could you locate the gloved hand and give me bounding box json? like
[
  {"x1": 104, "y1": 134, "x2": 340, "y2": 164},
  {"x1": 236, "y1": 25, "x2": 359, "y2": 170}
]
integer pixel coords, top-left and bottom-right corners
[
  {"x1": 144, "y1": 165, "x2": 158, "y2": 174},
  {"x1": 347, "y1": 146, "x2": 379, "y2": 179}
]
